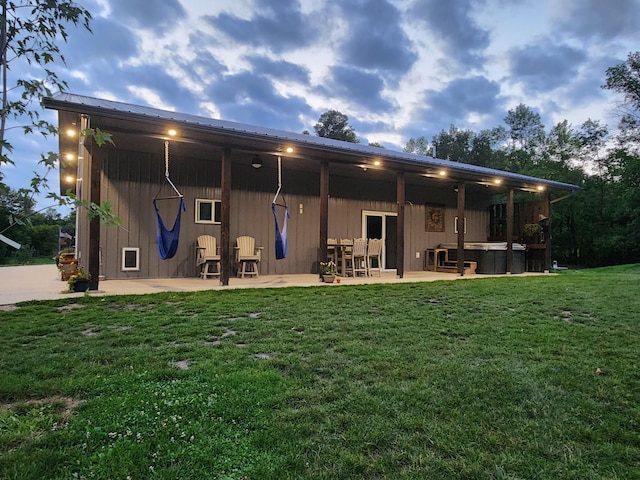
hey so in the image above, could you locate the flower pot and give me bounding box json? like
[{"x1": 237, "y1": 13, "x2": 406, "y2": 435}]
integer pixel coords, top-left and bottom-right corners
[
  {"x1": 72, "y1": 280, "x2": 89, "y2": 292},
  {"x1": 58, "y1": 253, "x2": 77, "y2": 281},
  {"x1": 322, "y1": 275, "x2": 335, "y2": 283}
]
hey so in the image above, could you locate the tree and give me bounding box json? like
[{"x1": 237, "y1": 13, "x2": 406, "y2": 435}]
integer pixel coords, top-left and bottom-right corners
[
  {"x1": 403, "y1": 136, "x2": 433, "y2": 156},
  {"x1": 313, "y1": 110, "x2": 359, "y2": 143},
  {"x1": 0, "y1": 0, "x2": 91, "y2": 169},
  {"x1": 0, "y1": 1, "x2": 118, "y2": 239},
  {"x1": 504, "y1": 103, "x2": 545, "y2": 154},
  {"x1": 470, "y1": 127, "x2": 507, "y2": 169},
  {"x1": 575, "y1": 119, "x2": 609, "y2": 177},
  {"x1": 603, "y1": 52, "x2": 640, "y2": 154},
  {"x1": 432, "y1": 125, "x2": 475, "y2": 163},
  {"x1": 603, "y1": 51, "x2": 640, "y2": 118}
]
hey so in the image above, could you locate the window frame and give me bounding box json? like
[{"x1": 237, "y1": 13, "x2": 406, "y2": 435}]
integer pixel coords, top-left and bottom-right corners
[{"x1": 195, "y1": 198, "x2": 221, "y2": 224}]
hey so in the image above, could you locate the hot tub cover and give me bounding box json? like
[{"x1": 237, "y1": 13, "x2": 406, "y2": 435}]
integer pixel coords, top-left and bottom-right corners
[{"x1": 439, "y1": 242, "x2": 526, "y2": 251}]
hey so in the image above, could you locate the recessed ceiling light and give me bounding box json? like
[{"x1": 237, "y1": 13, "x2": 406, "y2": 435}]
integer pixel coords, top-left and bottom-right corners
[
  {"x1": 65, "y1": 175, "x2": 75, "y2": 184},
  {"x1": 65, "y1": 153, "x2": 74, "y2": 161},
  {"x1": 439, "y1": 170, "x2": 447, "y2": 176},
  {"x1": 374, "y1": 160, "x2": 381, "y2": 166},
  {"x1": 494, "y1": 178, "x2": 502, "y2": 185},
  {"x1": 286, "y1": 146, "x2": 294, "y2": 153},
  {"x1": 537, "y1": 185, "x2": 545, "y2": 191},
  {"x1": 167, "y1": 129, "x2": 177, "y2": 136}
]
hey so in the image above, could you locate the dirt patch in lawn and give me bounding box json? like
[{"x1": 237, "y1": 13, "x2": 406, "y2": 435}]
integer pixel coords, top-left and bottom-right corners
[{"x1": 0, "y1": 396, "x2": 83, "y2": 418}]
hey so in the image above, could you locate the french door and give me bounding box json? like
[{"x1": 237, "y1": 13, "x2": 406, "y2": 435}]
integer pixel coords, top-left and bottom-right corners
[{"x1": 362, "y1": 210, "x2": 397, "y2": 270}]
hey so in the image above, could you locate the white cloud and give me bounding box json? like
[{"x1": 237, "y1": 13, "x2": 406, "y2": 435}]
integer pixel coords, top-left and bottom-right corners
[
  {"x1": 127, "y1": 86, "x2": 177, "y2": 111},
  {"x1": 4, "y1": 0, "x2": 638, "y2": 200}
]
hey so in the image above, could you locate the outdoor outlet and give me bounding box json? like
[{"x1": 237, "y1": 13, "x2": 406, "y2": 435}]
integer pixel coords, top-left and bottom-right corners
[{"x1": 416, "y1": 251, "x2": 420, "y2": 259}]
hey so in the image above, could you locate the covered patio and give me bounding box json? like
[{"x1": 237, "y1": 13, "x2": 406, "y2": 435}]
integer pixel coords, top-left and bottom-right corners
[
  {"x1": 0, "y1": 264, "x2": 550, "y2": 306},
  {"x1": 43, "y1": 93, "x2": 579, "y2": 290}
]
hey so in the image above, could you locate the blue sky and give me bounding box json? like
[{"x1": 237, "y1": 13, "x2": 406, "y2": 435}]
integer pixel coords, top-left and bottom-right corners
[{"x1": 3, "y1": 0, "x2": 640, "y2": 203}]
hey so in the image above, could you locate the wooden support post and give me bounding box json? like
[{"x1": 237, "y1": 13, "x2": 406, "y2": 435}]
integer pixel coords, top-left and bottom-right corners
[
  {"x1": 220, "y1": 148, "x2": 232, "y2": 286},
  {"x1": 506, "y1": 188, "x2": 514, "y2": 274},
  {"x1": 318, "y1": 161, "x2": 329, "y2": 278},
  {"x1": 545, "y1": 192, "x2": 552, "y2": 272},
  {"x1": 88, "y1": 144, "x2": 102, "y2": 291},
  {"x1": 396, "y1": 171, "x2": 405, "y2": 278},
  {"x1": 457, "y1": 182, "x2": 466, "y2": 276}
]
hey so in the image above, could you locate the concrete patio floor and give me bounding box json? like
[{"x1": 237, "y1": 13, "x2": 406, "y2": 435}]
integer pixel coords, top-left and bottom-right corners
[{"x1": 0, "y1": 264, "x2": 547, "y2": 305}]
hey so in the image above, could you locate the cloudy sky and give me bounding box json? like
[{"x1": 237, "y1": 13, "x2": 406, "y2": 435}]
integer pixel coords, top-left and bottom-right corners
[{"x1": 3, "y1": 0, "x2": 640, "y2": 200}]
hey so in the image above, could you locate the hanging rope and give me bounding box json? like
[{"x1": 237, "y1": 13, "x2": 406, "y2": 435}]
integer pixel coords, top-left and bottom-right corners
[
  {"x1": 272, "y1": 156, "x2": 285, "y2": 206},
  {"x1": 154, "y1": 140, "x2": 183, "y2": 200}
]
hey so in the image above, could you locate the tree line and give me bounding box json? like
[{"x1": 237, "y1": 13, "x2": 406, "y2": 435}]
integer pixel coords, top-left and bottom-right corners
[{"x1": 312, "y1": 54, "x2": 640, "y2": 268}]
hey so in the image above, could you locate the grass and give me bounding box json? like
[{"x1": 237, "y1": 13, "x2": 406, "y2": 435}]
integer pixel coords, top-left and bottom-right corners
[
  {"x1": 1, "y1": 265, "x2": 639, "y2": 479},
  {"x1": 0, "y1": 256, "x2": 55, "y2": 267}
]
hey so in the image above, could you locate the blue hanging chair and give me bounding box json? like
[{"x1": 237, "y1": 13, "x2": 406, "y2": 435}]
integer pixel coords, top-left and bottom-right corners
[
  {"x1": 153, "y1": 139, "x2": 185, "y2": 260},
  {"x1": 272, "y1": 156, "x2": 290, "y2": 259},
  {"x1": 272, "y1": 202, "x2": 290, "y2": 260},
  {"x1": 154, "y1": 197, "x2": 186, "y2": 260}
]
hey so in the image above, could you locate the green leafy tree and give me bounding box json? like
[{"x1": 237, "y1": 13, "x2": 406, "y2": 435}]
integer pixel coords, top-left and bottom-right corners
[
  {"x1": 403, "y1": 135, "x2": 433, "y2": 156},
  {"x1": 0, "y1": 0, "x2": 91, "y2": 169},
  {"x1": 0, "y1": 1, "x2": 118, "y2": 240},
  {"x1": 432, "y1": 125, "x2": 475, "y2": 163},
  {"x1": 314, "y1": 110, "x2": 359, "y2": 143},
  {"x1": 470, "y1": 127, "x2": 507, "y2": 169},
  {"x1": 603, "y1": 51, "x2": 640, "y2": 119}
]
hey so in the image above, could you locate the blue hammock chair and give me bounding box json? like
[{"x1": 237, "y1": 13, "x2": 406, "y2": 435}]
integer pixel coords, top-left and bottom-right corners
[
  {"x1": 272, "y1": 156, "x2": 289, "y2": 260},
  {"x1": 272, "y1": 202, "x2": 290, "y2": 260},
  {"x1": 153, "y1": 139, "x2": 185, "y2": 260},
  {"x1": 154, "y1": 197, "x2": 186, "y2": 260}
]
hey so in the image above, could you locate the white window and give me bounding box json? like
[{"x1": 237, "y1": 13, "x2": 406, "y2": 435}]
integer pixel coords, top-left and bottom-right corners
[
  {"x1": 122, "y1": 247, "x2": 140, "y2": 271},
  {"x1": 195, "y1": 199, "x2": 221, "y2": 224}
]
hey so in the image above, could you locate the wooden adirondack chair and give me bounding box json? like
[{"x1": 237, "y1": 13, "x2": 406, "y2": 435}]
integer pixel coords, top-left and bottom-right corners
[
  {"x1": 196, "y1": 235, "x2": 221, "y2": 279},
  {"x1": 235, "y1": 236, "x2": 263, "y2": 278}
]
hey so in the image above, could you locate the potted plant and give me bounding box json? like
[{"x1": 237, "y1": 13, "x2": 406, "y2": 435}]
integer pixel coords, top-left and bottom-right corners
[
  {"x1": 319, "y1": 261, "x2": 337, "y2": 283},
  {"x1": 56, "y1": 248, "x2": 78, "y2": 281},
  {"x1": 522, "y1": 223, "x2": 542, "y2": 244},
  {"x1": 67, "y1": 265, "x2": 91, "y2": 292}
]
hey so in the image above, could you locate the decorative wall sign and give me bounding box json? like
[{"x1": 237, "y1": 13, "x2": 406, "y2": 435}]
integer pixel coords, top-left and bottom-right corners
[{"x1": 425, "y1": 205, "x2": 445, "y2": 232}]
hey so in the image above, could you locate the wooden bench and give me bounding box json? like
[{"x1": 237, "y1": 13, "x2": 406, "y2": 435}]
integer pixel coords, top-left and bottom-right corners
[
  {"x1": 426, "y1": 248, "x2": 477, "y2": 274},
  {"x1": 438, "y1": 260, "x2": 477, "y2": 275}
]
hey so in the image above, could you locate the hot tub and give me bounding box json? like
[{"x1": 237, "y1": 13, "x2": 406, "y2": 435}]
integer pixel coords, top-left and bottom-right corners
[{"x1": 439, "y1": 242, "x2": 526, "y2": 274}]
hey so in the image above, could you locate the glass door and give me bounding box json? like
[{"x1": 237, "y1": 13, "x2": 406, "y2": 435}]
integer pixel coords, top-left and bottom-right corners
[{"x1": 362, "y1": 210, "x2": 397, "y2": 270}]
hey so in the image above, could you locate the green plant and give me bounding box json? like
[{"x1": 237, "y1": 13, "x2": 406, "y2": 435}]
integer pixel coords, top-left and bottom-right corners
[
  {"x1": 522, "y1": 223, "x2": 542, "y2": 238},
  {"x1": 67, "y1": 265, "x2": 91, "y2": 291},
  {"x1": 319, "y1": 260, "x2": 336, "y2": 276}
]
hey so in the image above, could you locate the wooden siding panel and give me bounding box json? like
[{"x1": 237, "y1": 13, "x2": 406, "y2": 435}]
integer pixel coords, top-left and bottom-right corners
[{"x1": 98, "y1": 149, "x2": 494, "y2": 278}]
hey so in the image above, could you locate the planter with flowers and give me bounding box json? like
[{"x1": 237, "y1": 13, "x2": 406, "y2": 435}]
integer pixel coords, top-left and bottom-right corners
[
  {"x1": 56, "y1": 249, "x2": 78, "y2": 281},
  {"x1": 68, "y1": 266, "x2": 91, "y2": 292},
  {"x1": 319, "y1": 261, "x2": 337, "y2": 283}
]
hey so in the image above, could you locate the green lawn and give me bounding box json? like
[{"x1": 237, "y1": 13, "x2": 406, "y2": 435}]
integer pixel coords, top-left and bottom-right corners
[
  {"x1": 1, "y1": 266, "x2": 639, "y2": 479},
  {"x1": 0, "y1": 256, "x2": 55, "y2": 267}
]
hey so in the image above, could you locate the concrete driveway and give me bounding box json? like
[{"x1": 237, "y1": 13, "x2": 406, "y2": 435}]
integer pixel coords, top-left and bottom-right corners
[{"x1": 0, "y1": 264, "x2": 542, "y2": 305}]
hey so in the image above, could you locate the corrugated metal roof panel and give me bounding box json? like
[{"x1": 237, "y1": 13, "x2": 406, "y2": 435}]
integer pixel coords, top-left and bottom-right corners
[{"x1": 45, "y1": 93, "x2": 580, "y2": 191}]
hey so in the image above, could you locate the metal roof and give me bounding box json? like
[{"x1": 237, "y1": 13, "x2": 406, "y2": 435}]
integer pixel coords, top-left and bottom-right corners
[{"x1": 44, "y1": 93, "x2": 580, "y2": 191}]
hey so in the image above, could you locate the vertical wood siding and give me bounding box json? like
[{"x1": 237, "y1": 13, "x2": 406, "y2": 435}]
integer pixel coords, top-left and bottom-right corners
[{"x1": 96, "y1": 149, "x2": 493, "y2": 278}]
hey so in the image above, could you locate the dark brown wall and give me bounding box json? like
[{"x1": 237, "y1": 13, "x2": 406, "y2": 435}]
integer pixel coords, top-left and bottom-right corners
[{"x1": 90, "y1": 149, "x2": 491, "y2": 278}]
